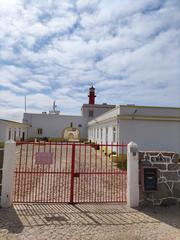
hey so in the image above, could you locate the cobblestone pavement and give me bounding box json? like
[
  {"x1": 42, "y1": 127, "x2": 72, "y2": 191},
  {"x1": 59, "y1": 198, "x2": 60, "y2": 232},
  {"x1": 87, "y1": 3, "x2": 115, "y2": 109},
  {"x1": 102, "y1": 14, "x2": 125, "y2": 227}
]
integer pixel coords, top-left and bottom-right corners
[{"x1": 0, "y1": 204, "x2": 180, "y2": 240}]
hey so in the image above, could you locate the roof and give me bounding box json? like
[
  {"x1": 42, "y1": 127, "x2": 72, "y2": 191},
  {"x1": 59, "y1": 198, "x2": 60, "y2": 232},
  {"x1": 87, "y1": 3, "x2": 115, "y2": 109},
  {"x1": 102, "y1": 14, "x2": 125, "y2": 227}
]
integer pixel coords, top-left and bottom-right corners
[
  {"x1": 0, "y1": 119, "x2": 30, "y2": 127},
  {"x1": 82, "y1": 104, "x2": 116, "y2": 108},
  {"x1": 88, "y1": 104, "x2": 180, "y2": 126},
  {"x1": 23, "y1": 112, "x2": 83, "y2": 118},
  {"x1": 119, "y1": 104, "x2": 180, "y2": 110}
]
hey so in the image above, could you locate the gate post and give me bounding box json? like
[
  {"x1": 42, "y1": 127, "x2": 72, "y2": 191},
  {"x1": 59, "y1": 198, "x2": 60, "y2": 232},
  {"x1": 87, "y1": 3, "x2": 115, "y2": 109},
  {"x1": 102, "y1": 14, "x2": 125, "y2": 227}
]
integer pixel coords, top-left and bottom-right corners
[
  {"x1": 127, "y1": 141, "x2": 139, "y2": 207},
  {"x1": 70, "y1": 144, "x2": 76, "y2": 204},
  {"x1": 1, "y1": 140, "x2": 16, "y2": 208}
]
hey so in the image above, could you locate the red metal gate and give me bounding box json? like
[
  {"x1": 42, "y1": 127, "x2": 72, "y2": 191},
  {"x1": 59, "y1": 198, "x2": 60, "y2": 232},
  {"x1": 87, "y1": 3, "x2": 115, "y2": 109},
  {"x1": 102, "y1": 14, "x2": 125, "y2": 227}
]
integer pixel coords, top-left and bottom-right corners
[{"x1": 13, "y1": 142, "x2": 127, "y2": 203}]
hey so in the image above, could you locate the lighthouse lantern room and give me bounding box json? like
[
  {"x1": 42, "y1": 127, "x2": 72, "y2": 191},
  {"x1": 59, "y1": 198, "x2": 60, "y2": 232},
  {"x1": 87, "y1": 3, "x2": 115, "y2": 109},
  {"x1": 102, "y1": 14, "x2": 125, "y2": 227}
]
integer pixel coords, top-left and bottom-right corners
[{"x1": 88, "y1": 86, "x2": 96, "y2": 104}]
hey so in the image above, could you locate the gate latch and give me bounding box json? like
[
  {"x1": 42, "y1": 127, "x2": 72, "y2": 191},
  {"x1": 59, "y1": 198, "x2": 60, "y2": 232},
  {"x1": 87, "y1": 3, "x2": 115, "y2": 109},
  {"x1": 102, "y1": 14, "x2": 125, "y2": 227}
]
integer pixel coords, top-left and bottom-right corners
[{"x1": 74, "y1": 173, "x2": 80, "y2": 178}]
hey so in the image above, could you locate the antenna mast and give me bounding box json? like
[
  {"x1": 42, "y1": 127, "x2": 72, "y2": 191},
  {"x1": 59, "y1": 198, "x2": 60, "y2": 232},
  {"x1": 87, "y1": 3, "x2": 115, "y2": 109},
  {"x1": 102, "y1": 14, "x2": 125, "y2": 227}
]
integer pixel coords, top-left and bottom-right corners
[{"x1": 25, "y1": 96, "x2": 27, "y2": 112}]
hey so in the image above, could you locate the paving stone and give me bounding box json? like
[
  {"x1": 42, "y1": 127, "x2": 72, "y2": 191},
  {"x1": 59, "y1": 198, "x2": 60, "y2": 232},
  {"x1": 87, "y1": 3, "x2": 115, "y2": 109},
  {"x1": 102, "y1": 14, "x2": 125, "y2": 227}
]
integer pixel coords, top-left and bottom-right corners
[{"x1": 0, "y1": 204, "x2": 180, "y2": 240}]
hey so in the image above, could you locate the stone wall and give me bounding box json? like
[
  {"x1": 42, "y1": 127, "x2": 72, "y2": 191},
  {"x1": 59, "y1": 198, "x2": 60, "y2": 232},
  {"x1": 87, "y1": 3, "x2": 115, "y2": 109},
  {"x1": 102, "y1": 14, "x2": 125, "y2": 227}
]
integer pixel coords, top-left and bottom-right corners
[
  {"x1": 139, "y1": 151, "x2": 180, "y2": 206},
  {"x1": 0, "y1": 149, "x2": 4, "y2": 201}
]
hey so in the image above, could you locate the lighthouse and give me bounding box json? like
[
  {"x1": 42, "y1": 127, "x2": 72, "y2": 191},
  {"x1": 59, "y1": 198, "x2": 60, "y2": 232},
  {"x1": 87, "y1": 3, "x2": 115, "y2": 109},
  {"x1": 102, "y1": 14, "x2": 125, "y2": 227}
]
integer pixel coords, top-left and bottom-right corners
[{"x1": 88, "y1": 86, "x2": 96, "y2": 104}]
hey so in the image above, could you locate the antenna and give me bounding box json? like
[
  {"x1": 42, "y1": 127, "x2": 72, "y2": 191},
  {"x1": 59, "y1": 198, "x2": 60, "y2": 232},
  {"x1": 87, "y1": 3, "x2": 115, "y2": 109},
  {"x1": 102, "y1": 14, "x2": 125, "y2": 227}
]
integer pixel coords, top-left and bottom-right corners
[
  {"x1": 53, "y1": 100, "x2": 57, "y2": 112},
  {"x1": 90, "y1": 81, "x2": 93, "y2": 87},
  {"x1": 25, "y1": 96, "x2": 27, "y2": 112}
]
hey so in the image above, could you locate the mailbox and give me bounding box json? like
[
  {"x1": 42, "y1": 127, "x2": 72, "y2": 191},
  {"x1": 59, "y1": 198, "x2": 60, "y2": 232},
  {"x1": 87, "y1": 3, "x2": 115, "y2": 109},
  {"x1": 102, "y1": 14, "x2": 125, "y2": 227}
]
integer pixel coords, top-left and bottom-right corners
[{"x1": 142, "y1": 167, "x2": 157, "y2": 192}]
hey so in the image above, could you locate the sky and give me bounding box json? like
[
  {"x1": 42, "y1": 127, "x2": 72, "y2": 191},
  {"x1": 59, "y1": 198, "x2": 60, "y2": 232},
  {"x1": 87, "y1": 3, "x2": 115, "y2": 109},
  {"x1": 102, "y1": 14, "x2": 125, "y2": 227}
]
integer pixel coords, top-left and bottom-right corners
[{"x1": 0, "y1": 0, "x2": 180, "y2": 121}]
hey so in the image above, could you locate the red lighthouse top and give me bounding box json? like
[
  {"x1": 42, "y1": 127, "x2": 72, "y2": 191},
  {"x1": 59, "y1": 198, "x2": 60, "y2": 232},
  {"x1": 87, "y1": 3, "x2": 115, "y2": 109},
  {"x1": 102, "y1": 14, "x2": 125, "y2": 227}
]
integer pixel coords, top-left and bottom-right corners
[{"x1": 88, "y1": 86, "x2": 96, "y2": 104}]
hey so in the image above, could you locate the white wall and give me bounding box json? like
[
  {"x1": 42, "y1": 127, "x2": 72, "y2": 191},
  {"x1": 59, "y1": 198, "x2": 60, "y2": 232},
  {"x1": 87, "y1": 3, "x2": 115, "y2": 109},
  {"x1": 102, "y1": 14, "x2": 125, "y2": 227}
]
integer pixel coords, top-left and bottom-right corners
[
  {"x1": 120, "y1": 105, "x2": 180, "y2": 117},
  {"x1": 119, "y1": 119, "x2": 180, "y2": 153},
  {"x1": 82, "y1": 104, "x2": 115, "y2": 120},
  {"x1": 0, "y1": 121, "x2": 28, "y2": 142},
  {"x1": 88, "y1": 105, "x2": 180, "y2": 153},
  {"x1": 23, "y1": 113, "x2": 87, "y2": 139},
  {"x1": 88, "y1": 119, "x2": 118, "y2": 144},
  {"x1": 23, "y1": 104, "x2": 116, "y2": 140},
  {"x1": 0, "y1": 122, "x2": 7, "y2": 142}
]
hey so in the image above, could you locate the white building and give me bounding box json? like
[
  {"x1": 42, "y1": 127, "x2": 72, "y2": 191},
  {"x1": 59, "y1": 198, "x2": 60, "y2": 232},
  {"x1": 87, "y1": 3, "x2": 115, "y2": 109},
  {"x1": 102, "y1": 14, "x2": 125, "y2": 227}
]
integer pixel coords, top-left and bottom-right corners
[
  {"x1": 88, "y1": 105, "x2": 180, "y2": 153},
  {"x1": 22, "y1": 86, "x2": 180, "y2": 153},
  {"x1": 23, "y1": 87, "x2": 115, "y2": 140},
  {"x1": 0, "y1": 119, "x2": 29, "y2": 142}
]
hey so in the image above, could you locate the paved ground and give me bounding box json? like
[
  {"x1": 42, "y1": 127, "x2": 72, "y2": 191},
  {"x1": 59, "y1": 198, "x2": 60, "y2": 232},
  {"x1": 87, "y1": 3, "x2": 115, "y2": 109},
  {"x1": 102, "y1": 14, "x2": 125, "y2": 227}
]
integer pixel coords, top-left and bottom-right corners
[{"x1": 0, "y1": 204, "x2": 180, "y2": 240}]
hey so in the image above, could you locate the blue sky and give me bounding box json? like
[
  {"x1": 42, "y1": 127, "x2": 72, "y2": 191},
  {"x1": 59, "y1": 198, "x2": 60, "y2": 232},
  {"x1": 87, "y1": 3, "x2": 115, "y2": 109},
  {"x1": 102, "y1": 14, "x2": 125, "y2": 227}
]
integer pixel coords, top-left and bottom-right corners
[{"x1": 0, "y1": 0, "x2": 180, "y2": 121}]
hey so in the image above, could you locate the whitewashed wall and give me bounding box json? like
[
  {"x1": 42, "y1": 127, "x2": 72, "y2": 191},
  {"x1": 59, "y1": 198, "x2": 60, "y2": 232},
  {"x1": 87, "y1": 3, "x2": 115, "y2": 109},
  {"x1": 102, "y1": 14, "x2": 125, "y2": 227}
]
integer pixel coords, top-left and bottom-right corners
[
  {"x1": 120, "y1": 106, "x2": 180, "y2": 117},
  {"x1": 88, "y1": 119, "x2": 118, "y2": 144},
  {"x1": 88, "y1": 105, "x2": 180, "y2": 153},
  {"x1": 119, "y1": 119, "x2": 180, "y2": 153},
  {"x1": 82, "y1": 104, "x2": 115, "y2": 120},
  {"x1": 0, "y1": 122, "x2": 6, "y2": 141},
  {"x1": 0, "y1": 121, "x2": 28, "y2": 142},
  {"x1": 23, "y1": 113, "x2": 87, "y2": 139}
]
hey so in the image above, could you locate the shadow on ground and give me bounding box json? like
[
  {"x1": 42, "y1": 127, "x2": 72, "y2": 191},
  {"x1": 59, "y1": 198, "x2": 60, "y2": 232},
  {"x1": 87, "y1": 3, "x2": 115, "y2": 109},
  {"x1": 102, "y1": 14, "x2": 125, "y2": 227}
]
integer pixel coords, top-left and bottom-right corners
[
  {"x1": 137, "y1": 204, "x2": 180, "y2": 229},
  {"x1": 0, "y1": 203, "x2": 180, "y2": 236},
  {"x1": 0, "y1": 205, "x2": 24, "y2": 234}
]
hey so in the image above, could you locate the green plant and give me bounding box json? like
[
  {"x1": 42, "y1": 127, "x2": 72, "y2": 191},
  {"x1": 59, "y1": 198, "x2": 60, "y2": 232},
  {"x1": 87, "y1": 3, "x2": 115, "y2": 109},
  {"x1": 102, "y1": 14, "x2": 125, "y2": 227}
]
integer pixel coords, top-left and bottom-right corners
[
  {"x1": 0, "y1": 142, "x2": 4, "y2": 148},
  {"x1": 27, "y1": 137, "x2": 37, "y2": 142},
  {"x1": 117, "y1": 160, "x2": 127, "y2": 170},
  {"x1": 48, "y1": 138, "x2": 65, "y2": 142},
  {"x1": 79, "y1": 138, "x2": 88, "y2": 143},
  {"x1": 109, "y1": 151, "x2": 117, "y2": 157}
]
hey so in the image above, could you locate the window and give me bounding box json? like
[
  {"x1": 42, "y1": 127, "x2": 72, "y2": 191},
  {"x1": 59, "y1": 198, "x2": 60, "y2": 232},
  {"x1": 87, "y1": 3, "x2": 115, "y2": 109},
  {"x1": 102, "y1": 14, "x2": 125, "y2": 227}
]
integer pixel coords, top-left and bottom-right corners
[
  {"x1": 97, "y1": 128, "x2": 99, "y2": 139},
  {"x1": 100, "y1": 128, "x2": 103, "y2": 140},
  {"x1": 94, "y1": 128, "x2": 96, "y2": 139},
  {"x1": 8, "y1": 129, "x2": 11, "y2": 140},
  {"x1": 106, "y1": 127, "x2": 108, "y2": 143},
  {"x1": 14, "y1": 129, "x2": 16, "y2": 141},
  {"x1": 78, "y1": 124, "x2": 82, "y2": 128},
  {"x1": 37, "y1": 128, "x2": 43, "y2": 135},
  {"x1": 19, "y1": 128, "x2": 21, "y2": 137},
  {"x1": 113, "y1": 127, "x2": 116, "y2": 142},
  {"x1": 89, "y1": 110, "x2": 94, "y2": 117}
]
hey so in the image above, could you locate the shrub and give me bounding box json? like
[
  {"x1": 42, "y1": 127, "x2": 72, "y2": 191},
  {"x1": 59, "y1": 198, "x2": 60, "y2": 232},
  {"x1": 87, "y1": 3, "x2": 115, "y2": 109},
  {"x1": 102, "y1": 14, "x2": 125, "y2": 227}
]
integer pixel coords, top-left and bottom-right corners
[
  {"x1": 48, "y1": 138, "x2": 65, "y2": 142},
  {"x1": 0, "y1": 142, "x2": 4, "y2": 148},
  {"x1": 27, "y1": 137, "x2": 38, "y2": 142},
  {"x1": 79, "y1": 138, "x2": 88, "y2": 143},
  {"x1": 117, "y1": 160, "x2": 127, "y2": 170}
]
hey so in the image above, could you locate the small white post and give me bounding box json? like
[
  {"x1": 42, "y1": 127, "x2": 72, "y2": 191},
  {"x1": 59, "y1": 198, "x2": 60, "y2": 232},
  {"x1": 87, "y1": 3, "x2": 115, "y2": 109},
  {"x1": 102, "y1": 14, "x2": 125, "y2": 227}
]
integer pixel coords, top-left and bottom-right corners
[
  {"x1": 127, "y1": 141, "x2": 139, "y2": 207},
  {"x1": 1, "y1": 140, "x2": 16, "y2": 208}
]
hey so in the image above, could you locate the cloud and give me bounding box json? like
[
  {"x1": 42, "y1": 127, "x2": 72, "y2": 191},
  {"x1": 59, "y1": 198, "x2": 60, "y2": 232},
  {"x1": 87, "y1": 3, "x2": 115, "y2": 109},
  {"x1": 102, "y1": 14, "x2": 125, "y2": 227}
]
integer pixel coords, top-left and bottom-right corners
[{"x1": 0, "y1": 0, "x2": 180, "y2": 121}]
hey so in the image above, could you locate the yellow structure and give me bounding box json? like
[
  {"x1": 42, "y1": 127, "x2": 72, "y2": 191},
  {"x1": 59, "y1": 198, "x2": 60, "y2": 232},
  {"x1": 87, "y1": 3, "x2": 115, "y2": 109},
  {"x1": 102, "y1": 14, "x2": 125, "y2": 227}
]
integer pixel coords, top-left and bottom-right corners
[{"x1": 63, "y1": 127, "x2": 80, "y2": 141}]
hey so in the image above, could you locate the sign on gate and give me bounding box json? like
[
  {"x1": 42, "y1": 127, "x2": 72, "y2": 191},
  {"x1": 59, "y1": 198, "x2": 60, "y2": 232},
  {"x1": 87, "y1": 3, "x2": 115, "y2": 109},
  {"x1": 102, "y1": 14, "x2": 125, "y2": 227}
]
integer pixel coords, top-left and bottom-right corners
[{"x1": 35, "y1": 152, "x2": 53, "y2": 164}]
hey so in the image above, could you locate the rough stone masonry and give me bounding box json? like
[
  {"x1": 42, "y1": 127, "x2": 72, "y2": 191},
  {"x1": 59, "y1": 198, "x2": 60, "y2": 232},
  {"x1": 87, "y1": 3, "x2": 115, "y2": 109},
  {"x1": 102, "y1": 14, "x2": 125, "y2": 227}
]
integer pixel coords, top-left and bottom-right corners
[{"x1": 139, "y1": 151, "x2": 180, "y2": 206}]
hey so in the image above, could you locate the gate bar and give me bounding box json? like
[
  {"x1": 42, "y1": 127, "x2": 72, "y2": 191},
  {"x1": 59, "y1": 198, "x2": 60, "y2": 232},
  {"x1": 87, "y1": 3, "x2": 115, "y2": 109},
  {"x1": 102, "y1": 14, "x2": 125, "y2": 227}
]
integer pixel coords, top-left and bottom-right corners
[{"x1": 70, "y1": 144, "x2": 76, "y2": 204}]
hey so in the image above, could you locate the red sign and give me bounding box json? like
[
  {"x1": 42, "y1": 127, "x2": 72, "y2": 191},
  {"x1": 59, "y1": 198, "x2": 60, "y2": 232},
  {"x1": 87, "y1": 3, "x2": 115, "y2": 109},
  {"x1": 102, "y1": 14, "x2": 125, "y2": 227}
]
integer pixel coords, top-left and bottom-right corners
[{"x1": 35, "y1": 152, "x2": 53, "y2": 165}]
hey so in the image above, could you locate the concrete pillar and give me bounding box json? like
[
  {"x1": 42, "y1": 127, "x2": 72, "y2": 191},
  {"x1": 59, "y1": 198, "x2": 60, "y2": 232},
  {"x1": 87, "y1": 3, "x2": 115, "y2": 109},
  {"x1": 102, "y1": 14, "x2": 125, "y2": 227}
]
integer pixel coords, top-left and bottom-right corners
[
  {"x1": 127, "y1": 141, "x2": 139, "y2": 207},
  {"x1": 1, "y1": 140, "x2": 16, "y2": 207}
]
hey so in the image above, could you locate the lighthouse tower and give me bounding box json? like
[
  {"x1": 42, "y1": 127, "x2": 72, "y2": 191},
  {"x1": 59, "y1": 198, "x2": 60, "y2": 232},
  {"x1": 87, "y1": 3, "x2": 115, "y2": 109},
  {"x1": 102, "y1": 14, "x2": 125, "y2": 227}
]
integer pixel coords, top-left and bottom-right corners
[{"x1": 88, "y1": 86, "x2": 96, "y2": 104}]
